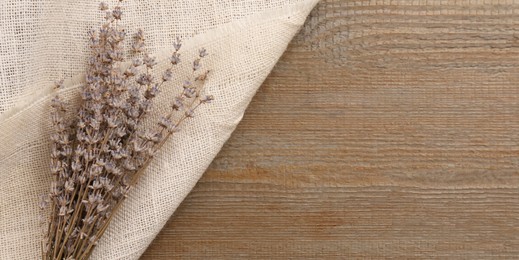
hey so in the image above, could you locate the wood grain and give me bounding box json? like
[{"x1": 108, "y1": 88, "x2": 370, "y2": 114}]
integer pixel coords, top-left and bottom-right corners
[{"x1": 142, "y1": 0, "x2": 519, "y2": 258}]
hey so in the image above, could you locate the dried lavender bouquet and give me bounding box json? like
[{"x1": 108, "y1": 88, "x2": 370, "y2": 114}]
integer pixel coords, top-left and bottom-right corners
[{"x1": 40, "y1": 2, "x2": 212, "y2": 259}]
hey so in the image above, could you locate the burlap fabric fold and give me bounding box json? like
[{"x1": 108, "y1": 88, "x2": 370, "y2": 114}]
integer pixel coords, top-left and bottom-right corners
[{"x1": 0, "y1": 0, "x2": 319, "y2": 259}]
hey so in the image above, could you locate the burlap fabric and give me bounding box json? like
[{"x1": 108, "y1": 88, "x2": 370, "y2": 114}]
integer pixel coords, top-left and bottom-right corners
[{"x1": 0, "y1": 0, "x2": 319, "y2": 259}]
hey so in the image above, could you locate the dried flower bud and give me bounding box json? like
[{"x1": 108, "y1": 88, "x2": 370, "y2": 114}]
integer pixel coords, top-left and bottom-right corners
[
  {"x1": 39, "y1": 195, "x2": 49, "y2": 210},
  {"x1": 185, "y1": 109, "x2": 194, "y2": 118},
  {"x1": 201, "y1": 95, "x2": 214, "y2": 103},
  {"x1": 96, "y1": 203, "x2": 110, "y2": 213},
  {"x1": 89, "y1": 235, "x2": 98, "y2": 245},
  {"x1": 198, "y1": 70, "x2": 211, "y2": 82},
  {"x1": 121, "y1": 185, "x2": 132, "y2": 198},
  {"x1": 95, "y1": 158, "x2": 106, "y2": 167},
  {"x1": 109, "y1": 140, "x2": 121, "y2": 150},
  {"x1": 184, "y1": 87, "x2": 196, "y2": 98},
  {"x1": 110, "y1": 150, "x2": 125, "y2": 160},
  {"x1": 84, "y1": 133, "x2": 97, "y2": 145},
  {"x1": 145, "y1": 147, "x2": 156, "y2": 157},
  {"x1": 162, "y1": 68, "x2": 173, "y2": 82},
  {"x1": 134, "y1": 29, "x2": 145, "y2": 41},
  {"x1": 64, "y1": 180, "x2": 75, "y2": 193},
  {"x1": 90, "y1": 180, "x2": 103, "y2": 190},
  {"x1": 128, "y1": 86, "x2": 141, "y2": 99},
  {"x1": 90, "y1": 118, "x2": 101, "y2": 131},
  {"x1": 50, "y1": 96, "x2": 65, "y2": 110},
  {"x1": 193, "y1": 59, "x2": 201, "y2": 71},
  {"x1": 61, "y1": 146, "x2": 72, "y2": 157},
  {"x1": 79, "y1": 232, "x2": 88, "y2": 240},
  {"x1": 56, "y1": 196, "x2": 67, "y2": 207},
  {"x1": 112, "y1": 166, "x2": 123, "y2": 176},
  {"x1": 142, "y1": 129, "x2": 161, "y2": 142},
  {"x1": 54, "y1": 122, "x2": 66, "y2": 133},
  {"x1": 173, "y1": 37, "x2": 182, "y2": 51},
  {"x1": 143, "y1": 54, "x2": 157, "y2": 69},
  {"x1": 114, "y1": 30, "x2": 126, "y2": 43},
  {"x1": 59, "y1": 169, "x2": 70, "y2": 180},
  {"x1": 136, "y1": 73, "x2": 153, "y2": 86},
  {"x1": 127, "y1": 118, "x2": 137, "y2": 128},
  {"x1": 77, "y1": 120, "x2": 86, "y2": 129},
  {"x1": 50, "y1": 147, "x2": 61, "y2": 159},
  {"x1": 58, "y1": 134, "x2": 71, "y2": 145},
  {"x1": 100, "y1": 144, "x2": 110, "y2": 154},
  {"x1": 82, "y1": 216, "x2": 95, "y2": 225},
  {"x1": 112, "y1": 6, "x2": 122, "y2": 20},
  {"x1": 171, "y1": 97, "x2": 184, "y2": 110},
  {"x1": 124, "y1": 66, "x2": 138, "y2": 77},
  {"x1": 58, "y1": 206, "x2": 68, "y2": 216},
  {"x1": 115, "y1": 126, "x2": 126, "y2": 137},
  {"x1": 54, "y1": 79, "x2": 65, "y2": 89},
  {"x1": 131, "y1": 140, "x2": 146, "y2": 153},
  {"x1": 49, "y1": 182, "x2": 60, "y2": 197},
  {"x1": 88, "y1": 29, "x2": 98, "y2": 39},
  {"x1": 88, "y1": 194, "x2": 100, "y2": 205},
  {"x1": 99, "y1": 177, "x2": 114, "y2": 191},
  {"x1": 132, "y1": 41, "x2": 145, "y2": 53},
  {"x1": 158, "y1": 116, "x2": 172, "y2": 129},
  {"x1": 167, "y1": 125, "x2": 179, "y2": 134},
  {"x1": 74, "y1": 145, "x2": 86, "y2": 157},
  {"x1": 99, "y1": 2, "x2": 109, "y2": 11},
  {"x1": 71, "y1": 160, "x2": 83, "y2": 172},
  {"x1": 108, "y1": 96, "x2": 125, "y2": 108},
  {"x1": 76, "y1": 131, "x2": 86, "y2": 142},
  {"x1": 89, "y1": 165, "x2": 103, "y2": 178},
  {"x1": 108, "y1": 50, "x2": 124, "y2": 61},
  {"x1": 104, "y1": 161, "x2": 115, "y2": 171},
  {"x1": 50, "y1": 133, "x2": 60, "y2": 143},
  {"x1": 128, "y1": 107, "x2": 140, "y2": 119},
  {"x1": 122, "y1": 159, "x2": 136, "y2": 171},
  {"x1": 132, "y1": 58, "x2": 142, "y2": 67},
  {"x1": 105, "y1": 114, "x2": 118, "y2": 128},
  {"x1": 78, "y1": 175, "x2": 87, "y2": 185},
  {"x1": 199, "y1": 48, "x2": 208, "y2": 58},
  {"x1": 80, "y1": 90, "x2": 92, "y2": 101},
  {"x1": 50, "y1": 161, "x2": 61, "y2": 175},
  {"x1": 70, "y1": 228, "x2": 79, "y2": 239},
  {"x1": 170, "y1": 52, "x2": 181, "y2": 65},
  {"x1": 120, "y1": 148, "x2": 130, "y2": 158},
  {"x1": 104, "y1": 11, "x2": 113, "y2": 21},
  {"x1": 145, "y1": 84, "x2": 160, "y2": 99}
]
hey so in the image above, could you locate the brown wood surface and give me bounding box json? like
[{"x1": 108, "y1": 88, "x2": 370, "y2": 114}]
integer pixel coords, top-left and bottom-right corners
[{"x1": 142, "y1": 0, "x2": 519, "y2": 259}]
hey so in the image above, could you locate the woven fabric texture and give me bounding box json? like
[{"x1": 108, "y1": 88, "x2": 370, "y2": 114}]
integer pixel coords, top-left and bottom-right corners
[{"x1": 0, "y1": 0, "x2": 319, "y2": 259}]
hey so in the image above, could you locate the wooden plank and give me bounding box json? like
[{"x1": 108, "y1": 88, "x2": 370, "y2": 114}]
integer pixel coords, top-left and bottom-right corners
[{"x1": 142, "y1": 0, "x2": 519, "y2": 258}]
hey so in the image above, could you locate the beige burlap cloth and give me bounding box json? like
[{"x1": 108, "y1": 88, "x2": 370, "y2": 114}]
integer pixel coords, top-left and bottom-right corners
[{"x1": 0, "y1": 0, "x2": 319, "y2": 259}]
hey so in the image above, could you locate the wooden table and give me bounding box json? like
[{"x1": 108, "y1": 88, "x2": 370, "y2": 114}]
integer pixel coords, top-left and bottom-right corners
[{"x1": 143, "y1": 0, "x2": 519, "y2": 258}]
